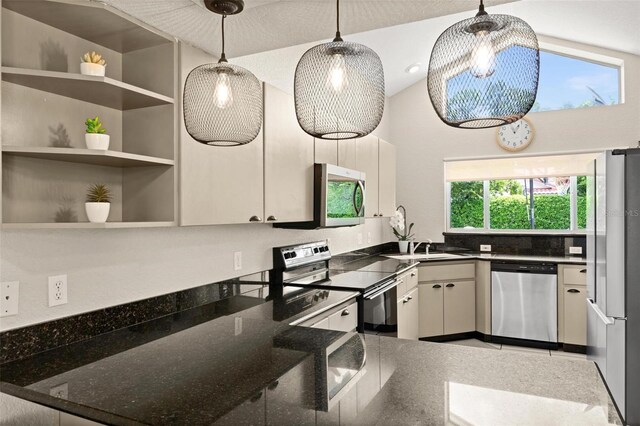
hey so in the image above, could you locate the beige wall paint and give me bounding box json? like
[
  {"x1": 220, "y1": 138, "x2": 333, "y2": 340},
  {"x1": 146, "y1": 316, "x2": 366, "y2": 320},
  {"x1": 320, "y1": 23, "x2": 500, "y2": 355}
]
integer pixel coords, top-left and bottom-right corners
[
  {"x1": 389, "y1": 36, "x2": 640, "y2": 242},
  {"x1": 0, "y1": 219, "x2": 388, "y2": 331}
]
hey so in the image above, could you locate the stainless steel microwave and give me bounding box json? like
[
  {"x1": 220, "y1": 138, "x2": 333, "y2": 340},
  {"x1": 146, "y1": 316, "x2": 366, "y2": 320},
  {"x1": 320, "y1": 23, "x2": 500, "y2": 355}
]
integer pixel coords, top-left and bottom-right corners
[{"x1": 275, "y1": 163, "x2": 366, "y2": 229}]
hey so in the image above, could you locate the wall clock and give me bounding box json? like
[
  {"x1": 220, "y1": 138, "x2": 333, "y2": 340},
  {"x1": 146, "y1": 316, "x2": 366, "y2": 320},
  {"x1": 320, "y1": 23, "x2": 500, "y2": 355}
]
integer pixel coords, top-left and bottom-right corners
[{"x1": 496, "y1": 117, "x2": 535, "y2": 152}]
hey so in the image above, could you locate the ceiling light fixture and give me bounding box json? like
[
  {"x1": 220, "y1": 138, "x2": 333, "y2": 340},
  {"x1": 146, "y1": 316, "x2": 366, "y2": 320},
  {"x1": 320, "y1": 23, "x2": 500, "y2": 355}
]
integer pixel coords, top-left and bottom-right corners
[
  {"x1": 405, "y1": 63, "x2": 421, "y2": 74},
  {"x1": 427, "y1": 0, "x2": 539, "y2": 129},
  {"x1": 294, "y1": 0, "x2": 385, "y2": 140},
  {"x1": 183, "y1": 0, "x2": 262, "y2": 146}
]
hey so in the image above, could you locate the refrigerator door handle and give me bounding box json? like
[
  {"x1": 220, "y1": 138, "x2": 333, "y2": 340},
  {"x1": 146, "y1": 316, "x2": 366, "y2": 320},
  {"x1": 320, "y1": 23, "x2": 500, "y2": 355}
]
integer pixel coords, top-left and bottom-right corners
[{"x1": 587, "y1": 298, "x2": 615, "y2": 325}]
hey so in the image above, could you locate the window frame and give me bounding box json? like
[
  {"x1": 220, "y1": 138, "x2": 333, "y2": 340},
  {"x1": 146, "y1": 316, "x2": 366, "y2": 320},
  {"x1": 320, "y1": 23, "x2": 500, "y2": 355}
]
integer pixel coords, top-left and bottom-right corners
[{"x1": 446, "y1": 176, "x2": 587, "y2": 235}]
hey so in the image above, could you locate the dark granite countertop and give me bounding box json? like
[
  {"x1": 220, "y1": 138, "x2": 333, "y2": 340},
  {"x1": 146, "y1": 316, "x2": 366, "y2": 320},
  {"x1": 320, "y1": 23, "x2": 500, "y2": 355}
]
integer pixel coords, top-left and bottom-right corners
[{"x1": 0, "y1": 315, "x2": 619, "y2": 425}]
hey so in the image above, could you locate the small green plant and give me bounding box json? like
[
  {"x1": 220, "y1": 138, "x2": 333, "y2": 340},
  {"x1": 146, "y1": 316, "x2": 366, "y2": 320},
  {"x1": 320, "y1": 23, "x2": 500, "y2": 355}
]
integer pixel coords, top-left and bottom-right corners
[
  {"x1": 85, "y1": 116, "x2": 106, "y2": 134},
  {"x1": 81, "y1": 51, "x2": 106, "y2": 66},
  {"x1": 86, "y1": 184, "x2": 111, "y2": 203}
]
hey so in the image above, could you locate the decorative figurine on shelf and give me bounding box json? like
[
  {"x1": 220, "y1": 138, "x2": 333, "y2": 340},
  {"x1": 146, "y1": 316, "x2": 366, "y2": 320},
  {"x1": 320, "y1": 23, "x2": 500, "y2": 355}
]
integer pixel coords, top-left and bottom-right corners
[
  {"x1": 85, "y1": 116, "x2": 109, "y2": 150},
  {"x1": 85, "y1": 183, "x2": 111, "y2": 223},
  {"x1": 80, "y1": 51, "x2": 106, "y2": 76},
  {"x1": 390, "y1": 205, "x2": 415, "y2": 254}
]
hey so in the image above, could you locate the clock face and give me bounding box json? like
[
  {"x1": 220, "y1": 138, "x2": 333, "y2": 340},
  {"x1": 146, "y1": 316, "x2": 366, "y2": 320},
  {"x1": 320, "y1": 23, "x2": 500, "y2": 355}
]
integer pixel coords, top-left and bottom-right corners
[{"x1": 496, "y1": 118, "x2": 534, "y2": 152}]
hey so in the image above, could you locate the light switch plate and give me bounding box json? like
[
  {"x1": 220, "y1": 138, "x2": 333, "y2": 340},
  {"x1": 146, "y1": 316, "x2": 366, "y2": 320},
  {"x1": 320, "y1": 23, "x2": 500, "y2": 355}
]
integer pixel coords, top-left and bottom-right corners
[
  {"x1": 1, "y1": 281, "x2": 19, "y2": 317},
  {"x1": 569, "y1": 246, "x2": 583, "y2": 255},
  {"x1": 480, "y1": 244, "x2": 492, "y2": 252}
]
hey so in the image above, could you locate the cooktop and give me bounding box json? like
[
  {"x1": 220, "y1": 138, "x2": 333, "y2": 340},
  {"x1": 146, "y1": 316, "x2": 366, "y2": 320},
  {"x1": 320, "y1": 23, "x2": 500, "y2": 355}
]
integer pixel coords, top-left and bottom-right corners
[
  {"x1": 330, "y1": 257, "x2": 416, "y2": 274},
  {"x1": 289, "y1": 269, "x2": 393, "y2": 292}
]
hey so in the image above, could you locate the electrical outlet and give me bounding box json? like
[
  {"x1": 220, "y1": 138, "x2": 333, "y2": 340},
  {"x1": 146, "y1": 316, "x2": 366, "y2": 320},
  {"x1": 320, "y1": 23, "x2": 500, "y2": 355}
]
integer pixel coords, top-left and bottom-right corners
[
  {"x1": 480, "y1": 245, "x2": 492, "y2": 252},
  {"x1": 357, "y1": 233, "x2": 363, "y2": 245},
  {"x1": 0, "y1": 281, "x2": 19, "y2": 317},
  {"x1": 48, "y1": 275, "x2": 68, "y2": 307},
  {"x1": 49, "y1": 383, "x2": 68, "y2": 400},
  {"x1": 569, "y1": 246, "x2": 583, "y2": 255},
  {"x1": 234, "y1": 252, "x2": 242, "y2": 271},
  {"x1": 367, "y1": 232, "x2": 372, "y2": 244}
]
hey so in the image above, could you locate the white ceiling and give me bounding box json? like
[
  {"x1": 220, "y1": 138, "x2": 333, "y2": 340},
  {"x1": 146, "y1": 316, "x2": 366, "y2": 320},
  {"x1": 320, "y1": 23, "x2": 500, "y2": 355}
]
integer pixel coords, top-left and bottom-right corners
[
  {"x1": 104, "y1": 0, "x2": 640, "y2": 97},
  {"x1": 232, "y1": 0, "x2": 640, "y2": 96}
]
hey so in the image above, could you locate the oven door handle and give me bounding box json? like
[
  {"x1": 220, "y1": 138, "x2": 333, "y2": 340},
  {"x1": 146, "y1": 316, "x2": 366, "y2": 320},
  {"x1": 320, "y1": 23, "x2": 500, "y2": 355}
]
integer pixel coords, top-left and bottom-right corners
[
  {"x1": 353, "y1": 180, "x2": 366, "y2": 217},
  {"x1": 363, "y1": 279, "x2": 398, "y2": 300}
]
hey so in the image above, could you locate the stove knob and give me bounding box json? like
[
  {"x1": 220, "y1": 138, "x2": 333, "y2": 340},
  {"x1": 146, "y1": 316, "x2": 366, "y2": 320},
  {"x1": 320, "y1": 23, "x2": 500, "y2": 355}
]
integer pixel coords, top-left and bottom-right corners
[
  {"x1": 314, "y1": 247, "x2": 319, "y2": 253},
  {"x1": 313, "y1": 294, "x2": 319, "y2": 301},
  {"x1": 323, "y1": 246, "x2": 329, "y2": 252},
  {"x1": 284, "y1": 252, "x2": 291, "y2": 259},
  {"x1": 291, "y1": 252, "x2": 297, "y2": 258}
]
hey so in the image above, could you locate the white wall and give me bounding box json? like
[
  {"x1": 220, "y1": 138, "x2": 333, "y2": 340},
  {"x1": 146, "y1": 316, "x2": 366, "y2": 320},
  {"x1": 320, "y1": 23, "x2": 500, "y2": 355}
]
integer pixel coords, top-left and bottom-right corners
[
  {"x1": 389, "y1": 36, "x2": 640, "y2": 242},
  {"x1": 0, "y1": 219, "x2": 391, "y2": 331}
]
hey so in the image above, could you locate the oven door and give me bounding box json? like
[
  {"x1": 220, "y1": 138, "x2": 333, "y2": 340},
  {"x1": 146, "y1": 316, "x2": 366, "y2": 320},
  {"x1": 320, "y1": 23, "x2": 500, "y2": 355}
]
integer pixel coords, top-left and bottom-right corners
[
  {"x1": 362, "y1": 279, "x2": 398, "y2": 337},
  {"x1": 320, "y1": 163, "x2": 366, "y2": 227}
]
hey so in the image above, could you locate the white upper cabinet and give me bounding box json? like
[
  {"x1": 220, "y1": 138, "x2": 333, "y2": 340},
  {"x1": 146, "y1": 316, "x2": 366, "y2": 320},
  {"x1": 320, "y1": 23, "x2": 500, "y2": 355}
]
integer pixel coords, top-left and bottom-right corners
[
  {"x1": 314, "y1": 139, "x2": 338, "y2": 165},
  {"x1": 179, "y1": 43, "x2": 264, "y2": 226},
  {"x1": 378, "y1": 138, "x2": 397, "y2": 217},
  {"x1": 263, "y1": 84, "x2": 314, "y2": 223},
  {"x1": 338, "y1": 139, "x2": 357, "y2": 170},
  {"x1": 355, "y1": 135, "x2": 379, "y2": 218}
]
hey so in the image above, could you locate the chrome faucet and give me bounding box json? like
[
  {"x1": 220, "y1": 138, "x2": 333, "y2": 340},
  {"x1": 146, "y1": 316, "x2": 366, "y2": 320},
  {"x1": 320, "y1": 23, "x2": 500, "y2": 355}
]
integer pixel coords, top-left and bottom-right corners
[
  {"x1": 410, "y1": 241, "x2": 422, "y2": 256},
  {"x1": 425, "y1": 239, "x2": 433, "y2": 255}
]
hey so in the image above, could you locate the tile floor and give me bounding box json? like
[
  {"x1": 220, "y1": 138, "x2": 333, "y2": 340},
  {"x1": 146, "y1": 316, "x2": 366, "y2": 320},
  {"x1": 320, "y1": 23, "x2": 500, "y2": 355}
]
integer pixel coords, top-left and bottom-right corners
[{"x1": 447, "y1": 338, "x2": 588, "y2": 360}]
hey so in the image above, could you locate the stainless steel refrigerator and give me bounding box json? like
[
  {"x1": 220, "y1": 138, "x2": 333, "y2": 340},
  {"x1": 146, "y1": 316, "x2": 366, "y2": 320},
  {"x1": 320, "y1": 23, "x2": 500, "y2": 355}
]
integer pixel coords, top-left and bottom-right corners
[{"x1": 587, "y1": 148, "x2": 640, "y2": 425}]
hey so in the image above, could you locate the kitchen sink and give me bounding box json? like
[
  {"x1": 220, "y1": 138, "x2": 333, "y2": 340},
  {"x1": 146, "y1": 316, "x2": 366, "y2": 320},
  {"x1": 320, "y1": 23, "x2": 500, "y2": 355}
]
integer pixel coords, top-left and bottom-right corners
[{"x1": 384, "y1": 253, "x2": 467, "y2": 260}]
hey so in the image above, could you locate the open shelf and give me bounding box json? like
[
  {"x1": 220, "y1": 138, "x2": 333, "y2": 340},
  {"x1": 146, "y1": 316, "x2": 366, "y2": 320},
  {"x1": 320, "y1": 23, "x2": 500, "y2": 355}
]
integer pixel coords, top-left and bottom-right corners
[
  {"x1": 2, "y1": 0, "x2": 171, "y2": 53},
  {"x1": 1, "y1": 67, "x2": 174, "y2": 110},
  {"x1": 2, "y1": 222, "x2": 176, "y2": 230},
  {"x1": 2, "y1": 146, "x2": 174, "y2": 167}
]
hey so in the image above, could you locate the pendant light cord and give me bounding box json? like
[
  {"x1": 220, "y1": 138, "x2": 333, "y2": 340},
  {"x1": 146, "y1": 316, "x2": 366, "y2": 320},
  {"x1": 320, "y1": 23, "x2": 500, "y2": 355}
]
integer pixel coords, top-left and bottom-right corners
[
  {"x1": 476, "y1": 0, "x2": 488, "y2": 16},
  {"x1": 334, "y1": 0, "x2": 343, "y2": 42},
  {"x1": 219, "y1": 15, "x2": 228, "y2": 63}
]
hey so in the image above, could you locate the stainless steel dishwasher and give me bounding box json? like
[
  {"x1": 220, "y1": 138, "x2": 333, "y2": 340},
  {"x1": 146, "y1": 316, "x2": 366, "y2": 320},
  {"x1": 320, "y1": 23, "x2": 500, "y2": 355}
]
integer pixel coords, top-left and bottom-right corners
[{"x1": 491, "y1": 262, "x2": 558, "y2": 343}]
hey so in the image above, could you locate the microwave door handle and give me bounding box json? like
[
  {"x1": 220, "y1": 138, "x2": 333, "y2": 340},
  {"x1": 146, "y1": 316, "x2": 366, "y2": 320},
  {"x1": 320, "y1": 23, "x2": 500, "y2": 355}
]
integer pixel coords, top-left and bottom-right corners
[{"x1": 353, "y1": 180, "x2": 365, "y2": 217}]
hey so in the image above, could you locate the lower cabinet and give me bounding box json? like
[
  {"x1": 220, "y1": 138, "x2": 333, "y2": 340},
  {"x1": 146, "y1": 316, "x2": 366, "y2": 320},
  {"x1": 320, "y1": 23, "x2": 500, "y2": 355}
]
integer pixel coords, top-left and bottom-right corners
[
  {"x1": 397, "y1": 286, "x2": 419, "y2": 340},
  {"x1": 298, "y1": 299, "x2": 357, "y2": 332},
  {"x1": 418, "y1": 283, "x2": 444, "y2": 338},
  {"x1": 419, "y1": 279, "x2": 476, "y2": 338},
  {"x1": 563, "y1": 285, "x2": 587, "y2": 346}
]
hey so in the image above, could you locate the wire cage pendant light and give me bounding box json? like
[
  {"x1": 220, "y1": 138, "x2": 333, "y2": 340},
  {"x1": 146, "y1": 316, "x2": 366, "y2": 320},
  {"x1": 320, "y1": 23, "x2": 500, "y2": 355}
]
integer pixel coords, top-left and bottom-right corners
[
  {"x1": 294, "y1": 0, "x2": 385, "y2": 140},
  {"x1": 183, "y1": 0, "x2": 262, "y2": 146},
  {"x1": 427, "y1": 0, "x2": 539, "y2": 129}
]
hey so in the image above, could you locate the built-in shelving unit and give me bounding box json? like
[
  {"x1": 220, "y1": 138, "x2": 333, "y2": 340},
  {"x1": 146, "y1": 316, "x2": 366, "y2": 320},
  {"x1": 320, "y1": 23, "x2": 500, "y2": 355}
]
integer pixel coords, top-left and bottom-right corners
[
  {"x1": 1, "y1": 67, "x2": 174, "y2": 110},
  {"x1": 1, "y1": 0, "x2": 178, "y2": 229},
  {"x1": 2, "y1": 146, "x2": 175, "y2": 167}
]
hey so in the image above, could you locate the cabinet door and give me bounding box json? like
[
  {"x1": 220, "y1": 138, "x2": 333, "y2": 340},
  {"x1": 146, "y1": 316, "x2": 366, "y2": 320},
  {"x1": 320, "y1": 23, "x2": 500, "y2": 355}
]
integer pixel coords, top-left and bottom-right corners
[
  {"x1": 338, "y1": 139, "x2": 357, "y2": 169},
  {"x1": 264, "y1": 84, "x2": 314, "y2": 223},
  {"x1": 315, "y1": 139, "x2": 338, "y2": 165},
  {"x1": 419, "y1": 283, "x2": 444, "y2": 337},
  {"x1": 444, "y1": 280, "x2": 476, "y2": 335},
  {"x1": 378, "y1": 139, "x2": 396, "y2": 217},
  {"x1": 179, "y1": 44, "x2": 264, "y2": 225},
  {"x1": 564, "y1": 286, "x2": 587, "y2": 345},
  {"x1": 355, "y1": 134, "x2": 379, "y2": 217},
  {"x1": 398, "y1": 287, "x2": 419, "y2": 340}
]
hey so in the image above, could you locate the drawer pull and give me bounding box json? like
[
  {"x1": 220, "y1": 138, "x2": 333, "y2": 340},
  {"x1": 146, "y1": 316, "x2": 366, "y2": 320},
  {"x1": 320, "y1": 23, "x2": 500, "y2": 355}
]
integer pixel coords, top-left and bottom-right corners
[
  {"x1": 580, "y1": 269, "x2": 587, "y2": 273},
  {"x1": 403, "y1": 298, "x2": 409, "y2": 304},
  {"x1": 446, "y1": 283, "x2": 455, "y2": 288},
  {"x1": 411, "y1": 272, "x2": 417, "y2": 277},
  {"x1": 267, "y1": 215, "x2": 277, "y2": 221},
  {"x1": 407, "y1": 296, "x2": 413, "y2": 301},
  {"x1": 341, "y1": 310, "x2": 350, "y2": 316},
  {"x1": 567, "y1": 289, "x2": 581, "y2": 293},
  {"x1": 249, "y1": 215, "x2": 262, "y2": 222},
  {"x1": 433, "y1": 284, "x2": 442, "y2": 289}
]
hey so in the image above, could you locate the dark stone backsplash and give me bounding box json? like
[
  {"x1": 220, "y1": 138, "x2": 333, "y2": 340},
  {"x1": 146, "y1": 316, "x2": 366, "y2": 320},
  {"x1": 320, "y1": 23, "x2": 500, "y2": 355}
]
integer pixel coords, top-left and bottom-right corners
[{"x1": 442, "y1": 233, "x2": 586, "y2": 257}]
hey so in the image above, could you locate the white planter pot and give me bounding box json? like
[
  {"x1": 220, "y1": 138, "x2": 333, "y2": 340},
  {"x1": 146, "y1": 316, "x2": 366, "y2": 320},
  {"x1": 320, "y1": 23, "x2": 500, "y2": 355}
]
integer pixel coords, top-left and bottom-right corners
[
  {"x1": 85, "y1": 133, "x2": 110, "y2": 150},
  {"x1": 398, "y1": 241, "x2": 409, "y2": 254},
  {"x1": 80, "y1": 62, "x2": 106, "y2": 77},
  {"x1": 85, "y1": 202, "x2": 110, "y2": 223}
]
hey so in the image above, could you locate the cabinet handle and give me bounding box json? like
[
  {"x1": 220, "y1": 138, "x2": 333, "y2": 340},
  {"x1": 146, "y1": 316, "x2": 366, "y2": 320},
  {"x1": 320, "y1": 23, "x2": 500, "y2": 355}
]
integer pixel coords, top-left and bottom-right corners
[
  {"x1": 411, "y1": 272, "x2": 417, "y2": 277},
  {"x1": 267, "y1": 215, "x2": 277, "y2": 221},
  {"x1": 268, "y1": 381, "x2": 279, "y2": 391},
  {"x1": 249, "y1": 215, "x2": 262, "y2": 222},
  {"x1": 433, "y1": 284, "x2": 442, "y2": 289},
  {"x1": 341, "y1": 309, "x2": 350, "y2": 316},
  {"x1": 250, "y1": 391, "x2": 263, "y2": 402},
  {"x1": 403, "y1": 298, "x2": 409, "y2": 304},
  {"x1": 407, "y1": 296, "x2": 413, "y2": 301},
  {"x1": 567, "y1": 289, "x2": 581, "y2": 293},
  {"x1": 580, "y1": 269, "x2": 587, "y2": 273},
  {"x1": 446, "y1": 283, "x2": 455, "y2": 288}
]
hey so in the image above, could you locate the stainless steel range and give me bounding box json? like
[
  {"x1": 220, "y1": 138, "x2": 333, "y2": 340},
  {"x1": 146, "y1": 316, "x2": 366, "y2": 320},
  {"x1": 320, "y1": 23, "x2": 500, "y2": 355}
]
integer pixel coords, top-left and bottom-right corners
[{"x1": 271, "y1": 241, "x2": 403, "y2": 336}]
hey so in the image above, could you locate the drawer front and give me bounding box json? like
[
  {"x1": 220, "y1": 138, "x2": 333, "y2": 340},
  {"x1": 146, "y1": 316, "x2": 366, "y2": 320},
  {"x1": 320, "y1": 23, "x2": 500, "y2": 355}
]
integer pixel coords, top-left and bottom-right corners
[
  {"x1": 406, "y1": 268, "x2": 419, "y2": 292},
  {"x1": 563, "y1": 266, "x2": 587, "y2": 286},
  {"x1": 564, "y1": 286, "x2": 587, "y2": 346},
  {"x1": 328, "y1": 302, "x2": 358, "y2": 332},
  {"x1": 419, "y1": 262, "x2": 475, "y2": 282}
]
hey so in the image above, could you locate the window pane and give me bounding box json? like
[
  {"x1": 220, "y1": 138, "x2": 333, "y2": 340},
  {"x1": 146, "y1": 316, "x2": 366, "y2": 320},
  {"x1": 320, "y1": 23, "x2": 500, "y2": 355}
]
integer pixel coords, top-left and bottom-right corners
[
  {"x1": 577, "y1": 175, "x2": 588, "y2": 229},
  {"x1": 489, "y1": 179, "x2": 530, "y2": 229},
  {"x1": 532, "y1": 51, "x2": 620, "y2": 113},
  {"x1": 450, "y1": 181, "x2": 484, "y2": 229}
]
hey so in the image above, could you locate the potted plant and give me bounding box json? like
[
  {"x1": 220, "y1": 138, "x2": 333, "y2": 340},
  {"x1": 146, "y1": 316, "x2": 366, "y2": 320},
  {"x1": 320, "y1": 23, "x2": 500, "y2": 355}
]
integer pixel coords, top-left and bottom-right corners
[
  {"x1": 80, "y1": 51, "x2": 106, "y2": 76},
  {"x1": 85, "y1": 183, "x2": 111, "y2": 223},
  {"x1": 389, "y1": 205, "x2": 414, "y2": 254},
  {"x1": 85, "y1": 116, "x2": 109, "y2": 150}
]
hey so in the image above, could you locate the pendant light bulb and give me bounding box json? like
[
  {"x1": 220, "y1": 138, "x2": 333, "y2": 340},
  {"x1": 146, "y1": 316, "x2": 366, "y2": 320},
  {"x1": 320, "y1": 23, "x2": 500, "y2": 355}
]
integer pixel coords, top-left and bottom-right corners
[
  {"x1": 328, "y1": 53, "x2": 348, "y2": 93},
  {"x1": 470, "y1": 30, "x2": 497, "y2": 78},
  {"x1": 213, "y1": 71, "x2": 233, "y2": 109}
]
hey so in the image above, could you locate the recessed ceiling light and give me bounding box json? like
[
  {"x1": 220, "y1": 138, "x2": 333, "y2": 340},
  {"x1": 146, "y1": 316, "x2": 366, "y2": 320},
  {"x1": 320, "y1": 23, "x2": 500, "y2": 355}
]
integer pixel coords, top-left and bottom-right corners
[{"x1": 405, "y1": 63, "x2": 421, "y2": 74}]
